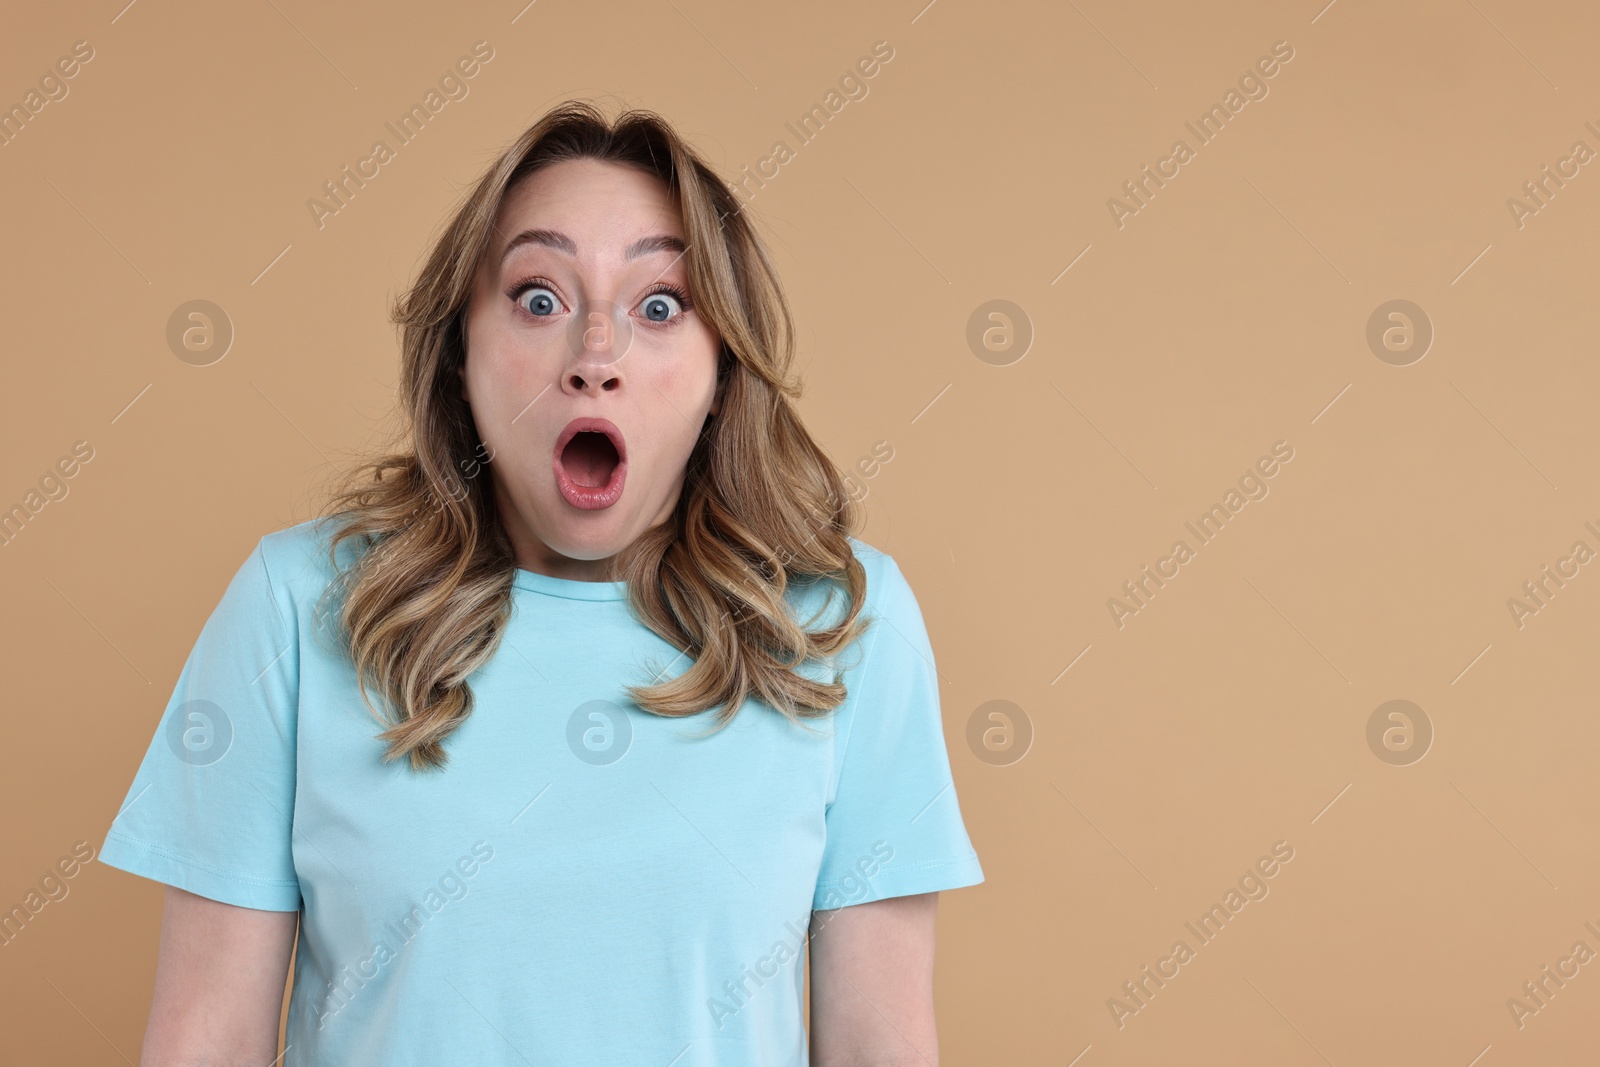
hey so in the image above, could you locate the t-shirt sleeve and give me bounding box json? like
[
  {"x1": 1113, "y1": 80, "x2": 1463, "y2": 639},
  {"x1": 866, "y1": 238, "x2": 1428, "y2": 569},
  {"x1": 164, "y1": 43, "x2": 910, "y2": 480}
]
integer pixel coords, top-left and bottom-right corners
[
  {"x1": 812, "y1": 553, "x2": 984, "y2": 911},
  {"x1": 98, "y1": 537, "x2": 302, "y2": 912}
]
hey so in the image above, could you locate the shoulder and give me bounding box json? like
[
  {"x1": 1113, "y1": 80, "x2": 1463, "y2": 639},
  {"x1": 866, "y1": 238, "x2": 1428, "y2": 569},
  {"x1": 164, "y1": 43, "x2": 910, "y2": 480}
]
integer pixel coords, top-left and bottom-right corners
[
  {"x1": 777, "y1": 535, "x2": 913, "y2": 655},
  {"x1": 254, "y1": 514, "x2": 366, "y2": 611},
  {"x1": 843, "y1": 535, "x2": 918, "y2": 620},
  {"x1": 812, "y1": 536, "x2": 929, "y2": 673}
]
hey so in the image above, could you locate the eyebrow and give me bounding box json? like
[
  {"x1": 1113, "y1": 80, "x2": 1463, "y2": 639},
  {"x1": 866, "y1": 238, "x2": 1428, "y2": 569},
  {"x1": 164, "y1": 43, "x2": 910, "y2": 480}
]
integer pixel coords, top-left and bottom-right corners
[{"x1": 498, "y1": 228, "x2": 686, "y2": 265}]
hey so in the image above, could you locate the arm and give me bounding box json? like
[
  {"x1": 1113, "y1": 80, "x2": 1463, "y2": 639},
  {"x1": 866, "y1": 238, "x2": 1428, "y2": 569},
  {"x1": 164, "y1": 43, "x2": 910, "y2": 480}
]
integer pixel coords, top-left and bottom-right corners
[
  {"x1": 807, "y1": 892, "x2": 940, "y2": 1067},
  {"x1": 142, "y1": 886, "x2": 299, "y2": 1066}
]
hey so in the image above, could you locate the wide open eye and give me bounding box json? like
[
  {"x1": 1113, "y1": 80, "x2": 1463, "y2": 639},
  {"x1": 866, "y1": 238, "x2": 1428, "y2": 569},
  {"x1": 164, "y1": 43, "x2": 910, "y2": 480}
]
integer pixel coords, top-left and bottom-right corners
[
  {"x1": 514, "y1": 284, "x2": 563, "y2": 317},
  {"x1": 638, "y1": 288, "x2": 685, "y2": 324}
]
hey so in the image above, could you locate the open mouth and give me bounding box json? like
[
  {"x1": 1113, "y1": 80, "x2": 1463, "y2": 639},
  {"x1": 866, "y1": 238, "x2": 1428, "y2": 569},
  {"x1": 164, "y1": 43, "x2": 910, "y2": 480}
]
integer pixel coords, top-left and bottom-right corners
[{"x1": 552, "y1": 418, "x2": 627, "y2": 510}]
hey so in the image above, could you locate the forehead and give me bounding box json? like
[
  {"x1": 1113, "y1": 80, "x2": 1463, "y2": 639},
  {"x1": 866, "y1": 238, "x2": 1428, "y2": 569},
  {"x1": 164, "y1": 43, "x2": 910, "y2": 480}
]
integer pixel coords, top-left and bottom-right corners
[{"x1": 492, "y1": 159, "x2": 683, "y2": 256}]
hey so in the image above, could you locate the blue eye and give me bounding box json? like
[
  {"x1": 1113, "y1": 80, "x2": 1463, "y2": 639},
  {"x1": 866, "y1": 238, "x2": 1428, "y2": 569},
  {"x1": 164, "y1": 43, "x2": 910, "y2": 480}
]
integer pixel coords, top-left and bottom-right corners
[
  {"x1": 639, "y1": 289, "x2": 686, "y2": 323},
  {"x1": 515, "y1": 285, "x2": 562, "y2": 317}
]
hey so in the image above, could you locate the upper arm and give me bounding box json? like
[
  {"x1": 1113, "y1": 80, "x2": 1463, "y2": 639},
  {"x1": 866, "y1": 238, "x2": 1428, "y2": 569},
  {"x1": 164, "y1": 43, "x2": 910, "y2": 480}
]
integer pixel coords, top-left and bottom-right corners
[
  {"x1": 805, "y1": 553, "x2": 982, "y2": 1064},
  {"x1": 143, "y1": 886, "x2": 298, "y2": 1064},
  {"x1": 807, "y1": 892, "x2": 940, "y2": 1067},
  {"x1": 100, "y1": 538, "x2": 304, "y2": 912},
  {"x1": 811, "y1": 554, "x2": 983, "y2": 912},
  {"x1": 96, "y1": 537, "x2": 307, "y2": 1057}
]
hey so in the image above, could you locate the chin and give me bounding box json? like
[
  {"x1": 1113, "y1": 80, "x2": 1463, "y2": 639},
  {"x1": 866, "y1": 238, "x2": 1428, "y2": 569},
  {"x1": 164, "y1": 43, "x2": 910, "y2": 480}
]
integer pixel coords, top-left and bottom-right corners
[{"x1": 544, "y1": 508, "x2": 632, "y2": 555}]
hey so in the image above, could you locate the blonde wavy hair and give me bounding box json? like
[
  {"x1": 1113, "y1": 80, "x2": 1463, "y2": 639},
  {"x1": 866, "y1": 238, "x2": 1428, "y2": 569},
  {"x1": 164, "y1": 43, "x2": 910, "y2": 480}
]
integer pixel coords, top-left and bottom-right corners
[{"x1": 311, "y1": 100, "x2": 872, "y2": 771}]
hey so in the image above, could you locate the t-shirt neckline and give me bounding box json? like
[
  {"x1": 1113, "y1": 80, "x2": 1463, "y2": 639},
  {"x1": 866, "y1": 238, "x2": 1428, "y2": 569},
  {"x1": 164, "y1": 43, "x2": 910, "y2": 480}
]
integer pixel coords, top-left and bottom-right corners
[{"x1": 511, "y1": 567, "x2": 629, "y2": 601}]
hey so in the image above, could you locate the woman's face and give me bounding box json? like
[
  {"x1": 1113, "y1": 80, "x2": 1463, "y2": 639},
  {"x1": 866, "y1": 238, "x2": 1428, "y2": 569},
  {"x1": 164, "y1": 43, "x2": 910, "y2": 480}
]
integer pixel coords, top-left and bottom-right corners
[{"x1": 460, "y1": 158, "x2": 723, "y2": 581}]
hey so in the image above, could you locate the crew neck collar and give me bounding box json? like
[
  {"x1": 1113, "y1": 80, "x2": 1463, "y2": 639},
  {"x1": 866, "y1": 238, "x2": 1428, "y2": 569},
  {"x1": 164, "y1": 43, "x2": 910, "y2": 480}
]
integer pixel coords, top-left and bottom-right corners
[{"x1": 511, "y1": 567, "x2": 629, "y2": 601}]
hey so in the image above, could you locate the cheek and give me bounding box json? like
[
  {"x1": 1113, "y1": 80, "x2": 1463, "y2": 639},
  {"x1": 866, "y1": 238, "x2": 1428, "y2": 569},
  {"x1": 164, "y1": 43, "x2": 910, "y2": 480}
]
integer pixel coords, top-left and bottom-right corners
[
  {"x1": 464, "y1": 345, "x2": 508, "y2": 397},
  {"x1": 650, "y1": 324, "x2": 720, "y2": 399},
  {"x1": 464, "y1": 322, "x2": 545, "y2": 410},
  {"x1": 638, "y1": 345, "x2": 717, "y2": 463}
]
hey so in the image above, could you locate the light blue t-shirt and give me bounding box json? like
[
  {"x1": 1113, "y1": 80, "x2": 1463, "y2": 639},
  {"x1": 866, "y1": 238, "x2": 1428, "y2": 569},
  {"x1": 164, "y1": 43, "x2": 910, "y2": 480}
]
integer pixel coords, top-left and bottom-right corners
[{"x1": 99, "y1": 517, "x2": 983, "y2": 1065}]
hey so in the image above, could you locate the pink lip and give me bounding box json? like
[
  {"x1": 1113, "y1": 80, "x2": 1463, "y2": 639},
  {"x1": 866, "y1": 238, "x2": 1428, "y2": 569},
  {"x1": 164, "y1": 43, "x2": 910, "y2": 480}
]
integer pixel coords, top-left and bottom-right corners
[{"x1": 552, "y1": 417, "x2": 628, "y2": 510}]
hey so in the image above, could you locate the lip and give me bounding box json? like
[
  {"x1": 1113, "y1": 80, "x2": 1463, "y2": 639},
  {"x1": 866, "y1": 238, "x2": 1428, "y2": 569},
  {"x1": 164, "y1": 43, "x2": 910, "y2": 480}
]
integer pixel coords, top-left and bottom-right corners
[{"x1": 552, "y1": 417, "x2": 628, "y2": 510}]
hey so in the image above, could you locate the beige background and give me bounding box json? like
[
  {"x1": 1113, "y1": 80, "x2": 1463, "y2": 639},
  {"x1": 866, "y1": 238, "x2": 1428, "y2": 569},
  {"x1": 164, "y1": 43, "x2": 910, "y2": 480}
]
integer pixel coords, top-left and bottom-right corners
[{"x1": 2, "y1": 0, "x2": 1598, "y2": 1062}]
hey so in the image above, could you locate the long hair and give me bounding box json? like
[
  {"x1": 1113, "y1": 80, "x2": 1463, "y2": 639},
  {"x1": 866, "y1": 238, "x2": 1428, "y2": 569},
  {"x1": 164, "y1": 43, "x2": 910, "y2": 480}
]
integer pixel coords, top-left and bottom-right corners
[{"x1": 313, "y1": 100, "x2": 871, "y2": 771}]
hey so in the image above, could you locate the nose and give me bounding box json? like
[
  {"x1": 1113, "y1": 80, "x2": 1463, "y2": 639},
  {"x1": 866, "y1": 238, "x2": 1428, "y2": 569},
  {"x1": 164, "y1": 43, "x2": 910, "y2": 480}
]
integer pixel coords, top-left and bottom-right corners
[
  {"x1": 566, "y1": 363, "x2": 621, "y2": 394},
  {"x1": 562, "y1": 304, "x2": 627, "y2": 395}
]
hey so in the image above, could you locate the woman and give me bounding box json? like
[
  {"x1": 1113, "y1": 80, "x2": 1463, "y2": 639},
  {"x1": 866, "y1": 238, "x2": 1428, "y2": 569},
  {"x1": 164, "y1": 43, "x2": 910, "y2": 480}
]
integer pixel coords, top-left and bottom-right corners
[{"x1": 101, "y1": 100, "x2": 983, "y2": 1065}]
